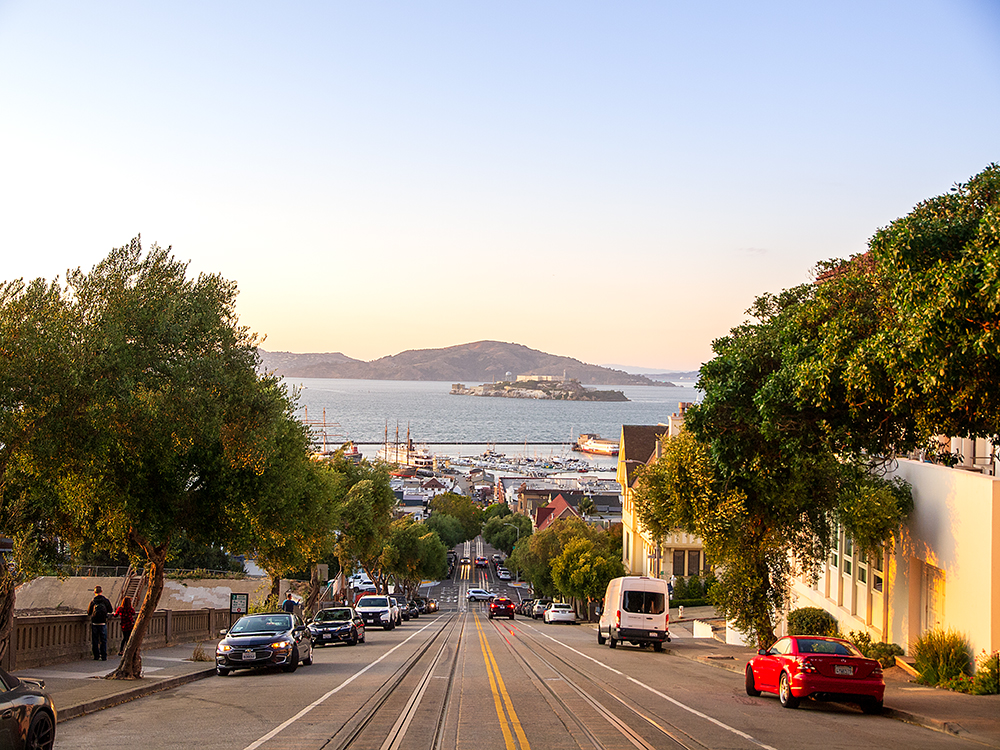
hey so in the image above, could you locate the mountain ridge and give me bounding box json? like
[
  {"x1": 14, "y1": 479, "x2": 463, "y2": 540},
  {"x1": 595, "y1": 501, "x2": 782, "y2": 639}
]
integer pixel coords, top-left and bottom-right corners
[{"x1": 258, "y1": 341, "x2": 666, "y2": 386}]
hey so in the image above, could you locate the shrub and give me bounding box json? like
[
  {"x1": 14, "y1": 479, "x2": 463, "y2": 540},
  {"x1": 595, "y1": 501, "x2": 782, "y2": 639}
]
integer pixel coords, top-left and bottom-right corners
[
  {"x1": 913, "y1": 628, "x2": 972, "y2": 686},
  {"x1": 848, "y1": 630, "x2": 905, "y2": 668},
  {"x1": 972, "y1": 650, "x2": 1000, "y2": 695},
  {"x1": 786, "y1": 607, "x2": 839, "y2": 637}
]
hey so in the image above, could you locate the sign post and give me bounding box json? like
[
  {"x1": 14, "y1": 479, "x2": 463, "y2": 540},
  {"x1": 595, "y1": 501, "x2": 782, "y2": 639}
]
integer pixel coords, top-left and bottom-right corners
[{"x1": 230, "y1": 592, "x2": 249, "y2": 630}]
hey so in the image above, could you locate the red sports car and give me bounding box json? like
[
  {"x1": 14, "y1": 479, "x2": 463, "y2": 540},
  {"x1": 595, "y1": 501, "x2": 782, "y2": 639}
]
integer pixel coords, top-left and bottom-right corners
[{"x1": 745, "y1": 635, "x2": 885, "y2": 713}]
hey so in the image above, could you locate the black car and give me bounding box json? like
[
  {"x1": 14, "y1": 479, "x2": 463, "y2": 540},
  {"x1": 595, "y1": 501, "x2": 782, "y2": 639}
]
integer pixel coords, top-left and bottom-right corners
[
  {"x1": 308, "y1": 607, "x2": 365, "y2": 646},
  {"x1": 216, "y1": 612, "x2": 313, "y2": 676},
  {"x1": 0, "y1": 667, "x2": 55, "y2": 750}
]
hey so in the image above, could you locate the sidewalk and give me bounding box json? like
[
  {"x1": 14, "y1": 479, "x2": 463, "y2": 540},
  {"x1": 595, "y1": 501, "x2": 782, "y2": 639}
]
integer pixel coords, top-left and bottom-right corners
[
  {"x1": 664, "y1": 614, "x2": 1000, "y2": 748},
  {"x1": 13, "y1": 641, "x2": 217, "y2": 722}
]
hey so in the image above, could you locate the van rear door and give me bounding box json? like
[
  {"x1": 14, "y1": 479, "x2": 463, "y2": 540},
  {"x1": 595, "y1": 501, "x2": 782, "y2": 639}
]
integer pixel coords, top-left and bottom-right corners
[{"x1": 620, "y1": 586, "x2": 667, "y2": 633}]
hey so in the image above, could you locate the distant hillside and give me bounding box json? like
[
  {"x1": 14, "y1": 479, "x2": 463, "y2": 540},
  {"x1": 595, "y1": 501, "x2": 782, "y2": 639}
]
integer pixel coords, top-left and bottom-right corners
[{"x1": 259, "y1": 341, "x2": 662, "y2": 385}]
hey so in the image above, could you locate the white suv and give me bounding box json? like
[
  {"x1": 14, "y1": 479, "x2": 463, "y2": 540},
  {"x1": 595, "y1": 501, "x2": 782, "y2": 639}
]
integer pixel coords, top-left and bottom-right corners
[{"x1": 355, "y1": 595, "x2": 399, "y2": 630}]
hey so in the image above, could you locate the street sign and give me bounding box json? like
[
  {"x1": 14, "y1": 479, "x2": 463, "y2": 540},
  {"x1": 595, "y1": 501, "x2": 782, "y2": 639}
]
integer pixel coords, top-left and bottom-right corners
[{"x1": 230, "y1": 593, "x2": 249, "y2": 615}]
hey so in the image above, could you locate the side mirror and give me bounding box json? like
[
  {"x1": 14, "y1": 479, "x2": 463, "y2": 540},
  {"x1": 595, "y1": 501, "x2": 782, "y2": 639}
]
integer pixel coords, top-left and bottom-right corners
[
  {"x1": 758, "y1": 648, "x2": 768, "y2": 656},
  {"x1": 219, "y1": 629, "x2": 228, "y2": 636}
]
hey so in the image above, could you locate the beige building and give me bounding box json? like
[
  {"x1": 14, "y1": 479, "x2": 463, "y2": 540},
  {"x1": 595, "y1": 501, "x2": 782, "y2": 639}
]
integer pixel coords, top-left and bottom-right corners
[
  {"x1": 789, "y1": 448, "x2": 1000, "y2": 657},
  {"x1": 618, "y1": 405, "x2": 705, "y2": 579}
]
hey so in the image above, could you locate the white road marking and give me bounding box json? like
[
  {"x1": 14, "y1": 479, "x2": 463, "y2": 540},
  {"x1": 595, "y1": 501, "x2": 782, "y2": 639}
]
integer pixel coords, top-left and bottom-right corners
[
  {"x1": 529, "y1": 625, "x2": 780, "y2": 750},
  {"x1": 242, "y1": 619, "x2": 439, "y2": 750}
]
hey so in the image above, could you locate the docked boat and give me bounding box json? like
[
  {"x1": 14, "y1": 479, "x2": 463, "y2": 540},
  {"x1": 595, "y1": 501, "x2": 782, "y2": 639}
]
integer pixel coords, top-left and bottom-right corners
[{"x1": 574, "y1": 434, "x2": 620, "y2": 456}]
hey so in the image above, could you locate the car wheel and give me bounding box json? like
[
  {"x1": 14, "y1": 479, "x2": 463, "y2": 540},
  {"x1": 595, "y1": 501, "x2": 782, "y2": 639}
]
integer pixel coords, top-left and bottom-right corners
[
  {"x1": 778, "y1": 672, "x2": 798, "y2": 708},
  {"x1": 350, "y1": 629, "x2": 359, "y2": 646},
  {"x1": 302, "y1": 648, "x2": 313, "y2": 666},
  {"x1": 861, "y1": 698, "x2": 883, "y2": 715},
  {"x1": 282, "y1": 646, "x2": 299, "y2": 673},
  {"x1": 216, "y1": 666, "x2": 230, "y2": 677},
  {"x1": 653, "y1": 641, "x2": 663, "y2": 652},
  {"x1": 597, "y1": 629, "x2": 606, "y2": 645},
  {"x1": 26, "y1": 710, "x2": 55, "y2": 750},
  {"x1": 608, "y1": 633, "x2": 617, "y2": 649},
  {"x1": 509, "y1": 614, "x2": 514, "y2": 620},
  {"x1": 745, "y1": 666, "x2": 761, "y2": 696},
  {"x1": 383, "y1": 623, "x2": 393, "y2": 630}
]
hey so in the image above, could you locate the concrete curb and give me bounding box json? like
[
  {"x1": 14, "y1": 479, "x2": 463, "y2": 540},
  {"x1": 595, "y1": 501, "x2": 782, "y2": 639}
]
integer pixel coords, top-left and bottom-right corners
[
  {"x1": 57, "y1": 667, "x2": 218, "y2": 722},
  {"x1": 667, "y1": 645, "x2": 1000, "y2": 747}
]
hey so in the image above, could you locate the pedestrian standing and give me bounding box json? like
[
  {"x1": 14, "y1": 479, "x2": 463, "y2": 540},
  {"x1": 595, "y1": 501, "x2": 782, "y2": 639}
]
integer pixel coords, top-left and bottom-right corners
[
  {"x1": 88, "y1": 586, "x2": 114, "y2": 661},
  {"x1": 281, "y1": 592, "x2": 296, "y2": 613},
  {"x1": 114, "y1": 596, "x2": 136, "y2": 655}
]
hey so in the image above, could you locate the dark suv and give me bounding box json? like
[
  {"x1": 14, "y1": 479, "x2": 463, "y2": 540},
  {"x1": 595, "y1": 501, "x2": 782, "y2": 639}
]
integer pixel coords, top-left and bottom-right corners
[
  {"x1": 489, "y1": 597, "x2": 516, "y2": 619},
  {"x1": 216, "y1": 612, "x2": 312, "y2": 675}
]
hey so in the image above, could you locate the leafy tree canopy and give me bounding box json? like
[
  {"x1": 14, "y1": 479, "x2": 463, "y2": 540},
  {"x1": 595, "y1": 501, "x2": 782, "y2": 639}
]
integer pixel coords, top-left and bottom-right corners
[
  {"x1": 424, "y1": 512, "x2": 465, "y2": 550},
  {"x1": 427, "y1": 492, "x2": 482, "y2": 541},
  {"x1": 482, "y1": 513, "x2": 532, "y2": 556}
]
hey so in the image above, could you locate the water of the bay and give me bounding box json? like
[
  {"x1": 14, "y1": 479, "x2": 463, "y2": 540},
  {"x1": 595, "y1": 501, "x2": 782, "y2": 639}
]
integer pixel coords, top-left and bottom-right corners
[{"x1": 287, "y1": 378, "x2": 701, "y2": 465}]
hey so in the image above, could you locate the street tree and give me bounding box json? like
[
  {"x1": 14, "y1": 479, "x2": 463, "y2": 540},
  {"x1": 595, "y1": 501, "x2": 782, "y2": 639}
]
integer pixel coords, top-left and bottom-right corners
[
  {"x1": 381, "y1": 517, "x2": 447, "y2": 600},
  {"x1": 551, "y1": 535, "x2": 624, "y2": 604},
  {"x1": 333, "y1": 461, "x2": 396, "y2": 594},
  {"x1": 424, "y1": 512, "x2": 465, "y2": 549},
  {"x1": 427, "y1": 492, "x2": 482, "y2": 541},
  {"x1": 482, "y1": 513, "x2": 532, "y2": 556}
]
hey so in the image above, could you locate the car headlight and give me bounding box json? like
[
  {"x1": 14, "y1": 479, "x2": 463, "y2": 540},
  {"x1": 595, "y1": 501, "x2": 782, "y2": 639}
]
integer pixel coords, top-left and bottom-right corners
[
  {"x1": 217, "y1": 644, "x2": 232, "y2": 653},
  {"x1": 270, "y1": 640, "x2": 292, "y2": 649}
]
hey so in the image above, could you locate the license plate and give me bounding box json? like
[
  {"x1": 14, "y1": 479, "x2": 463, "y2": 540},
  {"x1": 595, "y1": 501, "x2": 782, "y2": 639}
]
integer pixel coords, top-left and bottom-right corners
[
  {"x1": 835, "y1": 665, "x2": 853, "y2": 675},
  {"x1": 242, "y1": 651, "x2": 256, "y2": 661},
  {"x1": 323, "y1": 634, "x2": 331, "y2": 639},
  {"x1": 649, "y1": 631, "x2": 658, "y2": 637}
]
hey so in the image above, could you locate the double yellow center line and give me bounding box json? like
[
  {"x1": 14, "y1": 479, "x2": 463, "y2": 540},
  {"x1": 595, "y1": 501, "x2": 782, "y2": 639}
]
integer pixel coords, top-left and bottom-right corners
[{"x1": 475, "y1": 614, "x2": 530, "y2": 750}]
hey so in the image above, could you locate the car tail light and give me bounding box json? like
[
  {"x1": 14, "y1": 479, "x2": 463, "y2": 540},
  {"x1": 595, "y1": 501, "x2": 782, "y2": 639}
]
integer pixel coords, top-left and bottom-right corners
[
  {"x1": 615, "y1": 610, "x2": 621, "y2": 628},
  {"x1": 799, "y1": 658, "x2": 818, "y2": 673},
  {"x1": 872, "y1": 665, "x2": 883, "y2": 677}
]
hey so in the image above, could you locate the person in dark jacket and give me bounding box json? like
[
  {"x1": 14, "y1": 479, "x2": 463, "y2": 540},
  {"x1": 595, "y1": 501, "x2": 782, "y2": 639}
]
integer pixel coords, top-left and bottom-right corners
[
  {"x1": 88, "y1": 586, "x2": 114, "y2": 661},
  {"x1": 114, "y1": 596, "x2": 136, "y2": 655}
]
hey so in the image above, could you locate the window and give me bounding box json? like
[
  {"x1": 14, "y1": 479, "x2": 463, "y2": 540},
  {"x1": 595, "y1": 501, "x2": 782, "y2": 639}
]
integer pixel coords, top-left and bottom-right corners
[
  {"x1": 872, "y1": 549, "x2": 884, "y2": 593},
  {"x1": 622, "y1": 590, "x2": 665, "y2": 615},
  {"x1": 857, "y1": 551, "x2": 867, "y2": 584},
  {"x1": 843, "y1": 536, "x2": 853, "y2": 576},
  {"x1": 687, "y1": 550, "x2": 700, "y2": 577},
  {"x1": 673, "y1": 550, "x2": 685, "y2": 576}
]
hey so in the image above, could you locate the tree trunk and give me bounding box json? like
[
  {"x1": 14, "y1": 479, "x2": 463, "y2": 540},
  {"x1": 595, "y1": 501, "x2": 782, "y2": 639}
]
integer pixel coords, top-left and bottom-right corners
[
  {"x1": 0, "y1": 571, "x2": 15, "y2": 670},
  {"x1": 108, "y1": 531, "x2": 168, "y2": 680},
  {"x1": 269, "y1": 574, "x2": 280, "y2": 607},
  {"x1": 305, "y1": 564, "x2": 320, "y2": 617}
]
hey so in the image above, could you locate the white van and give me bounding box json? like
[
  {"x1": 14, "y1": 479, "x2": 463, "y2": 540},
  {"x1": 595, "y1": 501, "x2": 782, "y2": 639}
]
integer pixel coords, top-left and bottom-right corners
[{"x1": 597, "y1": 576, "x2": 670, "y2": 651}]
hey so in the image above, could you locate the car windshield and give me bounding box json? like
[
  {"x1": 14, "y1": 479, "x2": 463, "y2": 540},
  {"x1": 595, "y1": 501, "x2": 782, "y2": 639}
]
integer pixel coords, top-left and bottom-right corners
[
  {"x1": 314, "y1": 608, "x2": 352, "y2": 623},
  {"x1": 622, "y1": 590, "x2": 665, "y2": 615},
  {"x1": 358, "y1": 597, "x2": 388, "y2": 608},
  {"x1": 231, "y1": 614, "x2": 292, "y2": 634},
  {"x1": 796, "y1": 638, "x2": 862, "y2": 656}
]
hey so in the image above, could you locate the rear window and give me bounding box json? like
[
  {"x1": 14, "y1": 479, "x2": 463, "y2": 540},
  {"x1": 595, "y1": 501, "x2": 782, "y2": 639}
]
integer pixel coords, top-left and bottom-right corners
[
  {"x1": 622, "y1": 590, "x2": 665, "y2": 615},
  {"x1": 796, "y1": 638, "x2": 861, "y2": 656}
]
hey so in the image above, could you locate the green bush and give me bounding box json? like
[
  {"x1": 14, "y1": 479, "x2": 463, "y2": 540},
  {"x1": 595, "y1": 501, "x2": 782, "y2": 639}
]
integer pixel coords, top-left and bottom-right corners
[
  {"x1": 972, "y1": 650, "x2": 1000, "y2": 695},
  {"x1": 913, "y1": 628, "x2": 972, "y2": 686},
  {"x1": 786, "y1": 607, "x2": 839, "y2": 637},
  {"x1": 848, "y1": 630, "x2": 905, "y2": 668}
]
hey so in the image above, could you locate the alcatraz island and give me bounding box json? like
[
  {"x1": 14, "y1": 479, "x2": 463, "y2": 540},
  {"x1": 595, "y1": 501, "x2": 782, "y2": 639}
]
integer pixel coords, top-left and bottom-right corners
[{"x1": 450, "y1": 375, "x2": 629, "y2": 401}]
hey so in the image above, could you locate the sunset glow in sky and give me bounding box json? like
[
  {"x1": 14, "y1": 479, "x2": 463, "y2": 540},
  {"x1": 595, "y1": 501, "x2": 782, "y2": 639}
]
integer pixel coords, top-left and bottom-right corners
[{"x1": 2, "y1": 2, "x2": 998, "y2": 370}]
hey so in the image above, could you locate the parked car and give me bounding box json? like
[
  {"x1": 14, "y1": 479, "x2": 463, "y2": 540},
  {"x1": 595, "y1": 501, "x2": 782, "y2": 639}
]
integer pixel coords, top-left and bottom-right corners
[
  {"x1": 489, "y1": 597, "x2": 516, "y2": 619},
  {"x1": 388, "y1": 596, "x2": 404, "y2": 626},
  {"x1": 745, "y1": 635, "x2": 885, "y2": 713},
  {"x1": 518, "y1": 599, "x2": 535, "y2": 616},
  {"x1": 355, "y1": 595, "x2": 399, "y2": 630},
  {"x1": 216, "y1": 612, "x2": 313, "y2": 676},
  {"x1": 0, "y1": 667, "x2": 56, "y2": 750},
  {"x1": 543, "y1": 602, "x2": 576, "y2": 623},
  {"x1": 467, "y1": 588, "x2": 495, "y2": 602},
  {"x1": 497, "y1": 569, "x2": 512, "y2": 581},
  {"x1": 308, "y1": 607, "x2": 365, "y2": 646},
  {"x1": 597, "y1": 576, "x2": 670, "y2": 651},
  {"x1": 405, "y1": 601, "x2": 421, "y2": 619},
  {"x1": 531, "y1": 599, "x2": 553, "y2": 619}
]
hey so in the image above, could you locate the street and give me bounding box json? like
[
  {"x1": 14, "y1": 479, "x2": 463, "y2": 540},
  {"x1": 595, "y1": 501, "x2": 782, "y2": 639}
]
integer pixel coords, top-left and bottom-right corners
[{"x1": 57, "y1": 539, "x2": 977, "y2": 749}]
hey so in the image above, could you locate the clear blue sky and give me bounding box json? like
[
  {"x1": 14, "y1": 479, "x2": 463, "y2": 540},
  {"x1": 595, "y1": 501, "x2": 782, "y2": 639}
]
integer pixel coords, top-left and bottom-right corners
[{"x1": 1, "y1": 1, "x2": 997, "y2": 370}]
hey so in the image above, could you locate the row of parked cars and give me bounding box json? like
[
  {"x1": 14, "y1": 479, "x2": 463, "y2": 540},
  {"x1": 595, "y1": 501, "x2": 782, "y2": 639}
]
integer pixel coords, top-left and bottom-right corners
[{"x1": 215, "y1": 594, "x2": 438, "y2": 677}]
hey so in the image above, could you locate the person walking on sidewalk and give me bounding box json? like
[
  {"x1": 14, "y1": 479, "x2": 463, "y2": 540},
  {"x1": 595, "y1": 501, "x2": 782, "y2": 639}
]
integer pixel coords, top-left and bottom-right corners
[
  {"x1": 114, "y1": 595, "x2": 136, "y2": 655},
  {"x1": 281, "y1": 592, "x2": 296, "y2": 614},
  {"x1": 88, "y1": 586, "x2": 114, "y2": 661}
]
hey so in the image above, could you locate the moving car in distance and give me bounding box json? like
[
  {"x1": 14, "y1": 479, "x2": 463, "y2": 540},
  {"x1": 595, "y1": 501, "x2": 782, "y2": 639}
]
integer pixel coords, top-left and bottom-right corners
[
  {"x1": 745, "y1": 635, "x2": 885, "y2": 713},
  {"x1": 467, "y1": 588, "x2": 495, "y2": 601},
  {"x1": 308, "y1": 607, "x2": 365, "y2": 646},
  {"x1": 497, "y1": 568, "x2": 512, "y2": 581},
  {"x1": 216, "y1": 612, "x2": 313, "y2": 676},
  {"x1": 475, "y1": 556, "x2": 489, "y2": 568},
  {"x1": 543, "y1": 602, "x2": 576, "y2": 623},
  {"x1": 460, "y1": 556, "x2": 471, "y2": 566},
  {"x1": 488, "y1": 596, "x2": 516, "y2": 619},
  {"x1": 0, "y1": 667, "x2": 56, "y2": 750},
  {"x1": 355, "y1": 595, "x2": 398, "y2": 630}
]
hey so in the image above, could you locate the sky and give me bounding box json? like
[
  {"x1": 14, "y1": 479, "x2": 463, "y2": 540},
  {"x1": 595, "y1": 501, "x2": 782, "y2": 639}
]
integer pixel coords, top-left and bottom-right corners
[{"x1": 1, "y1": 2, "x2": 998, "y2": 371}]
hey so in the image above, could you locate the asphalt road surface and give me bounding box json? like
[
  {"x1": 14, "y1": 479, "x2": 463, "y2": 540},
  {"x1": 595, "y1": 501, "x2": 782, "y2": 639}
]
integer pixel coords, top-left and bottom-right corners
[{"x1": 59, "y1": 538, "x2": 976, "y2": 749}]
